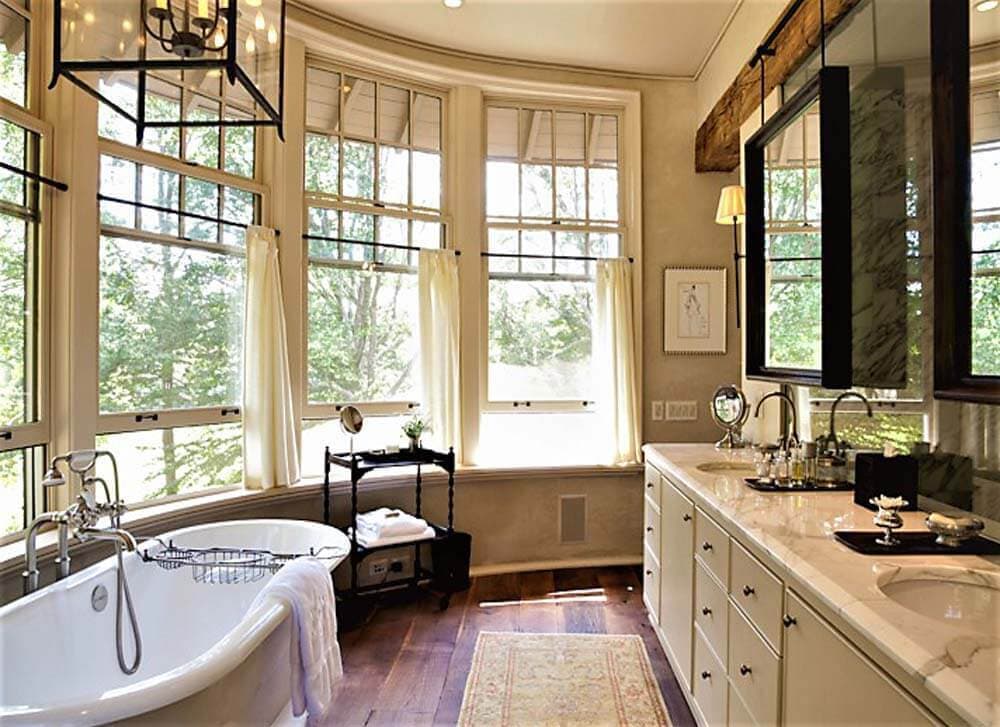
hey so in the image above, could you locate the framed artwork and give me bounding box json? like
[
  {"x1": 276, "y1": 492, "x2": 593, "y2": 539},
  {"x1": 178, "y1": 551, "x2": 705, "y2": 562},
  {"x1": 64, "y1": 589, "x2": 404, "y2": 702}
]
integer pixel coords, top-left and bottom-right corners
[{"x1": 664, "y1": 267, "x2": 727, "y2": 354}]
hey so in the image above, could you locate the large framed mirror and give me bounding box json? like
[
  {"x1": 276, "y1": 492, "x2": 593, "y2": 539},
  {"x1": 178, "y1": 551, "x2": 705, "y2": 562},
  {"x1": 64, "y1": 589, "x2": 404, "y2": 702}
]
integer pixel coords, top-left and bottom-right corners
[
  {"x1": 744, "y1": 66, "x2": 853, "y2": 388},
  {"x1": 933, "y1": 0, "x2": 1000, "y2": 404}
]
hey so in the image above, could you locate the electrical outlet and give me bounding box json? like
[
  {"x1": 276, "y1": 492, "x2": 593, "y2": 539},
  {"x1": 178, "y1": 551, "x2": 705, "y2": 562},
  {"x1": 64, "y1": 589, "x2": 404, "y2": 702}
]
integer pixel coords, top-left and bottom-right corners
[
  {"x1": 370, "y1": 560, "x2": 387, "y2": 577},
  {"x1": 651, "y1": 400, "x2": 664, "y2": 421},
  {"x1": 666, "y1": 401, "x2": 698, "y2": 421}
]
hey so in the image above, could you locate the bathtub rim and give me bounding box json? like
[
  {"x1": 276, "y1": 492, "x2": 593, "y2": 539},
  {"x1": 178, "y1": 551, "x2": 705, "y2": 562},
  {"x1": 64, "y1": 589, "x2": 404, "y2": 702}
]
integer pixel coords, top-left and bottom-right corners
[{"x1": 0, "y1": 518, "x2": 348, "y2": 726}]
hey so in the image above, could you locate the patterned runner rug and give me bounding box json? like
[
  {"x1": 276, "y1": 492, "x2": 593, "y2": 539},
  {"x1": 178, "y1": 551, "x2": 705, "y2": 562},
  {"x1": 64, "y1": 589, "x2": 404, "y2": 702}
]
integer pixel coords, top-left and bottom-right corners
[{"x1": 458, "y1": 632, "x2": 671, "y2": 726}]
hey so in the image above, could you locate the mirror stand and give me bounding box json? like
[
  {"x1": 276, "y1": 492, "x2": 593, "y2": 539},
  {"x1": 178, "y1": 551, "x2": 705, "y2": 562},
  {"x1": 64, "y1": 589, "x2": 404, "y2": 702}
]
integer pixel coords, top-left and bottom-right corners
[{"x1": 711, "y1": 385, "x2": 750, "y2": 449}]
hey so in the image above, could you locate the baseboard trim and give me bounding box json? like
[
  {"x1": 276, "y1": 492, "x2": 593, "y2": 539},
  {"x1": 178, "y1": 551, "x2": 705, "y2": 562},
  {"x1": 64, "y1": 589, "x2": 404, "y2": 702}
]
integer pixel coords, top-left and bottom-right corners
[{"x1": 470, "y1": 555, "x2": 642, "y2": 577}]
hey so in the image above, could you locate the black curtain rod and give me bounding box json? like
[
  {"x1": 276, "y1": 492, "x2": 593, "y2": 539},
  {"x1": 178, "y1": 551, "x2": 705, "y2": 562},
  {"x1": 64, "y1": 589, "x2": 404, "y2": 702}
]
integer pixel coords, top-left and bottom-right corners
[
  {"x1": 481, "y1": 251, "x2": 634, "y2": 263},
  {"x1": 749, "y1": 0, "x2": 807, "y2": 68},
  {"x1": 303, "y1": 233, "x2": 460, "y2": 256},
  {"x1": 0, "y1": 160, "x2": 68, "y2": 192},
  {"x1": 97, "y1": 193, "x2": 278, "y2": 236}
]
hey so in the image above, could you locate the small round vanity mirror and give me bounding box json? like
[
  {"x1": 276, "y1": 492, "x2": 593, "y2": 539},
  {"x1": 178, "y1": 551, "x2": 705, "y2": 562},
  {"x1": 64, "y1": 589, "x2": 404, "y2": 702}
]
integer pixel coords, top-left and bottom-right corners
[
  {"x1": 710, "y1": 385, "x2": 749, "y2": 449},
  {"x1": 339, "y1": 405, "x2": 364, "y2": 435}
]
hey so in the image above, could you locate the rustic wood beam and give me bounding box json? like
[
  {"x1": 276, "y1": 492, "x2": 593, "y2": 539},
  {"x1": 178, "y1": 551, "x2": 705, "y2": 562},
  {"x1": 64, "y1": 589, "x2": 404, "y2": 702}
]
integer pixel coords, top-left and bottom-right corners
[{"x1": 695, "y1": 0, "x2": 864, "y2": 173}]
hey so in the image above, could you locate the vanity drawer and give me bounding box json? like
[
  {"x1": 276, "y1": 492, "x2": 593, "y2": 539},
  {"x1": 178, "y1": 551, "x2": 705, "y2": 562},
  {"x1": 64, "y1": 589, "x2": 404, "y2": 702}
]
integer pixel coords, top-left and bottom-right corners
[
  {"x1": 694, "y1": 560, "x2": 728, "y2": 661},
  {"x1": 694, "y1": 509, "x2": 730, "y2": 585},
  {"x1": 644, "y1": 500, "x2": 660, "y2": 555},
  {"x1": 643, "y1": 465, "x2": 661, "y2": 508},
  {"x1": 692, "y1": 627, "x2": 728, "y2": 727},
  {"x1": 728, "y1": 603, "x2": 781, "y2": 726},
  {"x1": 643, "y1": 544, "x2": 660, "y2": 622},
  {"x1": 728, "y1": 684, "x2": 757, "y2": 726},
  {"x1": 729, "y1": 540, "x2": 784, "y2": 653}
]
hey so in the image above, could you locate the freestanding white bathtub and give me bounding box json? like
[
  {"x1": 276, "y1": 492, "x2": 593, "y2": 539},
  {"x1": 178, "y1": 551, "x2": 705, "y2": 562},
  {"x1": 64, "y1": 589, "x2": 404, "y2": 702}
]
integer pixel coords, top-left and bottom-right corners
[{"x1": 0, "y1": 519, "x2": 350, "y2": 726}]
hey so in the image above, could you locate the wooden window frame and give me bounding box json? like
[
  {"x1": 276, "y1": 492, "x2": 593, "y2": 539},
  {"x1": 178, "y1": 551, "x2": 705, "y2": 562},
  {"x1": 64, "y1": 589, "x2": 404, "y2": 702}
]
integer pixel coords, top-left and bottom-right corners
[{"x1": 931, "y1": 0, "x2": 1000, "y2": 404}]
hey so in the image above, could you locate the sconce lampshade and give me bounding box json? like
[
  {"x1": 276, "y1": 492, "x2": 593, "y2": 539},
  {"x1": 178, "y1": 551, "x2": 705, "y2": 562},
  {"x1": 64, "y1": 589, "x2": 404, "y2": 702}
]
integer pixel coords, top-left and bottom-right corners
[{"x1": 715, "y1": 185, "x2": 746, "y2": 225}]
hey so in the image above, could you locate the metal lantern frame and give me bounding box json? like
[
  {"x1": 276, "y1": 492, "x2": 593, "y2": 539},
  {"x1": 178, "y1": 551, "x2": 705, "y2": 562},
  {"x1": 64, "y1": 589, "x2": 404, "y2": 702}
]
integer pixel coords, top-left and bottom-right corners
[{"x1": 49, "y1": 0, "x2": 286, "y2": 142}]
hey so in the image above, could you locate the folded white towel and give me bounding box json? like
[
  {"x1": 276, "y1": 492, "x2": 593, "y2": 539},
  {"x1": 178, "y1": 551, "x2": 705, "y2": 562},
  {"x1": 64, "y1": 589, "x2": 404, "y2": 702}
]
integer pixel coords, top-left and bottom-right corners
[
  {"x1": 348, "y1": 524, "x2": 437, "y2": 548},
  {"x1": 355, "y1": 508, "x2": 429, "y2": 539},
  {"x1": 251, "y1": 557, "x2": 343, "y2": 726}
]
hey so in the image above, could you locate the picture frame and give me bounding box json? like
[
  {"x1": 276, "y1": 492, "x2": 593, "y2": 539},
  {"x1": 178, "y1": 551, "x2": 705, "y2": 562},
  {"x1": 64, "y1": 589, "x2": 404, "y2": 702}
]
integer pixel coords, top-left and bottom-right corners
[{"x1": 663, "y1": 267, "x2": 727, "y2": 354}]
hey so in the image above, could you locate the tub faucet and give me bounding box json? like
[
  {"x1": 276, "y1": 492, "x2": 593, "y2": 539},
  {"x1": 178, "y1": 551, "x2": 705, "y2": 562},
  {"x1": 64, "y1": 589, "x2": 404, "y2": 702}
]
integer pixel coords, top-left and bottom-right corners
[
  {"x1": 753, "y1": 391, "x2": 799, "y2": 453},
  {"x1": 23, "y1": 449, "x2": 130, "y2": 596},
  {"x1": 819, "y1": 391, "x2": 873, "y2": 456},
  {"x1": 76, "y1": 527, "x2": 138, "y2": 552}
]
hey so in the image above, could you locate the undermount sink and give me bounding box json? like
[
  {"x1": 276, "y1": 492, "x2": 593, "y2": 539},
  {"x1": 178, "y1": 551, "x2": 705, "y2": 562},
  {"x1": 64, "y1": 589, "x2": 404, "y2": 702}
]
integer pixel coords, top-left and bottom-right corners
[
  {"x1": 876, "y1": 565, "x2": 1000, "y2": 637},
  {"x1": 696, "y1": 461, "x2": 755, "y2": 474}
]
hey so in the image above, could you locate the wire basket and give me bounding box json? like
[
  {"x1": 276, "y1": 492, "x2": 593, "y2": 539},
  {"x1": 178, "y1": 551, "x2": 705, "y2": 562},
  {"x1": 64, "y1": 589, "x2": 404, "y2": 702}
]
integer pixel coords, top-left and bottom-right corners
[{"x1": 140, "y1": 539, "x2": 341, "y2": 585}]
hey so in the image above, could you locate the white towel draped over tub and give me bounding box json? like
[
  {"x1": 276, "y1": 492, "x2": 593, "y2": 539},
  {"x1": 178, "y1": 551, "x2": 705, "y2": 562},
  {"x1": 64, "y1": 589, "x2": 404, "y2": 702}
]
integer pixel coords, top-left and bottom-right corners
[{"x1": 251, "y1": 557, "x2": 343, "y2": 726}]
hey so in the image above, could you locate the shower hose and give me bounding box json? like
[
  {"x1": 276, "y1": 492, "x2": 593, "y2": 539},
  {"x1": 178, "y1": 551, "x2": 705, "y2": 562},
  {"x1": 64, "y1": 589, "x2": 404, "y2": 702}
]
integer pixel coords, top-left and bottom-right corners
[{"x1": 115, "y1": 543, "x2": 143, "y2": 675}]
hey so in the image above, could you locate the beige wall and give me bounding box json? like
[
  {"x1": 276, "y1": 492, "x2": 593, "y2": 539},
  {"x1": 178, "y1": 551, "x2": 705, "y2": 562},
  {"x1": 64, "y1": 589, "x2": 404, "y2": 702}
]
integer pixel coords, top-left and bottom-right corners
[
  {"x1": 0, "y1": 471, "x2": 640, "y2": 606},
  {"x1": 288, "y1": 6, "x2": 741, "y2": 445}
]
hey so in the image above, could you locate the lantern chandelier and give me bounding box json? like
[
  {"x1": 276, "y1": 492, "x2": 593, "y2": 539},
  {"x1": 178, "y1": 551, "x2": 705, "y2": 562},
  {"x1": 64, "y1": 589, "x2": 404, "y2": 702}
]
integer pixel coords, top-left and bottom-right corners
[{"x1": 50, "y1": 0, "x2": 287, "y2": 142}]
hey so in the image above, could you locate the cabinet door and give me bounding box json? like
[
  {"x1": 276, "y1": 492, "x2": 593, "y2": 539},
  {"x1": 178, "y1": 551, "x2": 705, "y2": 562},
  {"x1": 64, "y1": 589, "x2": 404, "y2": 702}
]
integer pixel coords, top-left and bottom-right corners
[
  {"x1": 658, "y1": 476, "x2": 695, "y2": 691},
  {"x1": 783, "y1": 590, "x2": 936, "y2": 726}
]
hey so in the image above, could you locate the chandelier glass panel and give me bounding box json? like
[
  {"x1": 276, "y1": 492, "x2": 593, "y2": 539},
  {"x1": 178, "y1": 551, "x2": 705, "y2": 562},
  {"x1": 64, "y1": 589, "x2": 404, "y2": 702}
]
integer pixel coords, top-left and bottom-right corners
[{"x1": 51, "y1": 0, "x2": 286, "y2": 142}]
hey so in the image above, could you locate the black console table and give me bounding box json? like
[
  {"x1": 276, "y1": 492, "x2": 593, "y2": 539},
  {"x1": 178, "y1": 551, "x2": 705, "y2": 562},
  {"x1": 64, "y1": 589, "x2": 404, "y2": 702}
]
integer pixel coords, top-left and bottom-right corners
[{"x1": 324, "y1": 446, "x2": 456, "y2": 607}]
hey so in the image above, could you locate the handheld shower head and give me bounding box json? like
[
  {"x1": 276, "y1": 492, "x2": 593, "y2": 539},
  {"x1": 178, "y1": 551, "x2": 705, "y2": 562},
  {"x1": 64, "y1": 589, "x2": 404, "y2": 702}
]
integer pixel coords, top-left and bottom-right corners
[{"x1": 41, "y1": 464, "x2": 66, "y2": 488}]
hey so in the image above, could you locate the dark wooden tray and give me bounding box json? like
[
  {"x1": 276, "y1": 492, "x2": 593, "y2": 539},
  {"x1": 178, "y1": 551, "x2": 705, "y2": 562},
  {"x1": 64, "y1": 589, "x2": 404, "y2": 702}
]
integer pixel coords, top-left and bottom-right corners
[
  {"x1": 744, "y1": 477, "x2": 852, "y2": 492},
  {"x1": 834, "y1": 530, "x2": 1000, "y2": 555}
]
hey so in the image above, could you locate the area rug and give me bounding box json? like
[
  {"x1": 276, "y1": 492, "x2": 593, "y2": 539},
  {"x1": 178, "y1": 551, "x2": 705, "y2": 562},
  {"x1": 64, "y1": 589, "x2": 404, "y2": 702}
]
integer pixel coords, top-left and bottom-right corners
[{"x1": 458, "y1": 632, "x2": 671, "y2": 726}]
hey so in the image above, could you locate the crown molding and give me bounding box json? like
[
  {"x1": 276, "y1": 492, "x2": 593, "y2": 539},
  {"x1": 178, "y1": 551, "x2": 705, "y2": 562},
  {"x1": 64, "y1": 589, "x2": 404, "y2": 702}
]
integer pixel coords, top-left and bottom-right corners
[{"x1": 287, "y1": 0, "x2": 717, "y2": 83}]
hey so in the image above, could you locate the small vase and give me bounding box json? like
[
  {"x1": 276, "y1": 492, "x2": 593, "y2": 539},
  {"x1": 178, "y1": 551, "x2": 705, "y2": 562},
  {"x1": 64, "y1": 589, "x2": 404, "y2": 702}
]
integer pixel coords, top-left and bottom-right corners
[{"x1": 408, "y1": 436, "x2": 421, "y2": 451}]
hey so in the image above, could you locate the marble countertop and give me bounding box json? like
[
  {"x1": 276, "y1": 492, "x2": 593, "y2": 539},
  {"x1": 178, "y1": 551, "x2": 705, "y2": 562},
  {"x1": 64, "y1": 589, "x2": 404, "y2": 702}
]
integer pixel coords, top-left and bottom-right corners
[{"x1": 643, "y1": 443, "x2": 1000, "y2": 727}]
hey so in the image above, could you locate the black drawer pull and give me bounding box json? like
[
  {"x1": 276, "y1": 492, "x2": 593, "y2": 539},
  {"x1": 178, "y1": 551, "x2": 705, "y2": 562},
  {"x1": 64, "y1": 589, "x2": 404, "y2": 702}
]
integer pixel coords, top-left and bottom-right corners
[
  {"x1": 739, "y1": 664, "x2": 752, "y2": 677},
  {"x1": 646, "y1": 526, "x2": 654, "y2": 533},
  {"x1": 702, "y1": 541, "x2": 713, "y2": 551},
  {"x1": 134, "y1": 413, "x2": 159, "y2": 423},
  {"x1": 645, "y1": 569, "x2": 653, "y2": 576},
  {"x1": 682, "y1": 514, "x2": 692, "y2": 522},
  {"x1": 742, "y1": 585, "x2": 756, "y2": 597},
  {"x1": 783, "y1": 614, "x2": 797, "y2": 628},
  {"x1": 701, "y1": 606, "x2": 712, "y2": 616},
  {"x1": 646, "y1": 481, "x2": 654, "y2": 488},
  {"x1": 700, "y1": 671, "x2": 711, "y2": 680}
]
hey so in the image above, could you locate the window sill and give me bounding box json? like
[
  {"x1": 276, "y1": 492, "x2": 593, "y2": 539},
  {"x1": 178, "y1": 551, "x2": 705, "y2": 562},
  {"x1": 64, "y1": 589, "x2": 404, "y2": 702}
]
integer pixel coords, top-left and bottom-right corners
[{"x1": 0, "y1": 461, "x2": 641, "y2": 580}]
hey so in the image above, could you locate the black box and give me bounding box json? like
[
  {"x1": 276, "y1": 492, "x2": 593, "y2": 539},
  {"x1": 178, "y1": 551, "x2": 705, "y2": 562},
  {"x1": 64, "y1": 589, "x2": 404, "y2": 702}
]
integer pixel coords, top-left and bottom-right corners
[
  {"x1": 854, "y1": 453, "x2": 919, "y2": 511},
  {"x1": 432, "y1": 530, "x2": 472, "y2": 592}
]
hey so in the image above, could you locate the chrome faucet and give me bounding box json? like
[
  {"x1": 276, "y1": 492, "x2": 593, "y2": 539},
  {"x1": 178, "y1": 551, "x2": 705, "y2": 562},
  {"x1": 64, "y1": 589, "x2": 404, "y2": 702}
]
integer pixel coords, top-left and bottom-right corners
[
  {"x1": 819, "y1": 391, "x2": 873, "y2": 457},
  {"x1": 23, "y1": 449, "x2": 131, "y2": 595},
  {"x1": 753, "y1": 391, "x2": 800, "y2": 453}
]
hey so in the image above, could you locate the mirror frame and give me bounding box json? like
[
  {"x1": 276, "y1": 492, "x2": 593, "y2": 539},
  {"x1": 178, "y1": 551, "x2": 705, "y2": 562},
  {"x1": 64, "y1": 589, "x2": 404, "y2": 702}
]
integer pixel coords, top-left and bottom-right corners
[
  {"x1": 744, "y1": 65, "x2": 853, "y2": 389},
  {"x1": 931, "y1": 0, "x2": 1000, "y2": 404}
]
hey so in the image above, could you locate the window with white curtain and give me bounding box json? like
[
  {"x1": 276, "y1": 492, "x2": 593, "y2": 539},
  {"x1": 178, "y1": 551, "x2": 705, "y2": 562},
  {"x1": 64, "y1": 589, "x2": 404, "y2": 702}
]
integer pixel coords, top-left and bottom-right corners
[
  {"x1": 300, "y1": 62, "x2": 445, "y2": 473},
  {"x1": 95, "y1": 75, "x2": 261, "y2": 505},
  {"x1": 482, "y1": 103, "x2": 624, "y2": 464},
  {"x1": 0, "y1": 0, "x2": 49, "y2": 538},
  {"x1": 971, "y1": 87, "x2": 1000, "y2": 377}
]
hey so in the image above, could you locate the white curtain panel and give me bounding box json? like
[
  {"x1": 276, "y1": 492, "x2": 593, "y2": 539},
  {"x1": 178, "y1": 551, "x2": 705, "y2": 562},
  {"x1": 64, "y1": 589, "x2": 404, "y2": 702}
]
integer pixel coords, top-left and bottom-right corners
[
  {"x1": 243, "y1": 226, "x2": 300, "y2": 490},
  {"x1": 595, "y1": 258, "x2": 641, "y2": 465},
  {"x1": 418, "y1": 249, "x2": 462, "y2": 459}
]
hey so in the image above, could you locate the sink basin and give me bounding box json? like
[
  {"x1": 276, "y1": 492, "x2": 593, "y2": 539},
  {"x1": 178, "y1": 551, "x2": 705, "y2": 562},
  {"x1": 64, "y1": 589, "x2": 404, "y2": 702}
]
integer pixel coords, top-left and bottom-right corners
[
  {"x1": 696, "y1": 461, "x2": 755, "y2": 474},
  {"x1": 876, "y1": 566, "x2": 1000, "y2": 637}
]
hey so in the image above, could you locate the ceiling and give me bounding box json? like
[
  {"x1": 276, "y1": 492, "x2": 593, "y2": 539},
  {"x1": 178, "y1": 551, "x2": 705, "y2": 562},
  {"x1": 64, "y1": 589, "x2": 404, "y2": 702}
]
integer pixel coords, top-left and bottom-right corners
[{"x1": 295, "y1": 0, "x2": 743, "y2": 78}]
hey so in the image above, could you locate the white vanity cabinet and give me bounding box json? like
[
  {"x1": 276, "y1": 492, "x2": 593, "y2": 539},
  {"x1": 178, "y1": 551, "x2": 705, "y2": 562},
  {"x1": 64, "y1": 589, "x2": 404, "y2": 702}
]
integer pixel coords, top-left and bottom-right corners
[
  {"x1": 782, "y1": 590, "x2": 936, "y2": 726},
  {"x1": 643, "y1": 465, "x2": 662, "y2": 623},
  {"x1": 642, "y1": 459, "x2": 946, "y2": 727},
  {"x1": 658, "y1": 473, "x2": 695, "y2": 690}
]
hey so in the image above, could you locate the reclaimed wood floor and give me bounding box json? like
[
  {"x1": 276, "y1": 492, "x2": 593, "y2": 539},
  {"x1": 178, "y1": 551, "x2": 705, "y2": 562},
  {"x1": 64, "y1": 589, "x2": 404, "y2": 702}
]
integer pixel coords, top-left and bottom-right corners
[{"x1": 321, "y1": 566, "x2": 696, "y2": 726}]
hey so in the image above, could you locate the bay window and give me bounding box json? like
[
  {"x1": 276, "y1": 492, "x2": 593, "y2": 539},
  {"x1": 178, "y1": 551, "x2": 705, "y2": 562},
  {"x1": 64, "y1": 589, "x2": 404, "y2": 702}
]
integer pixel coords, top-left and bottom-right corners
[
  {"x1": 0, "y1": 0, "x2": 48, "y2": 537},
  {"x1": 301, "y1": 62, "x2": 444, "y2": 471},
  {"x1": 96, "y1": 73, "x2": 259, "y2": 505},
  {"x1": 482, "y1": 103, "x2": 624, "y2": 464}
]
